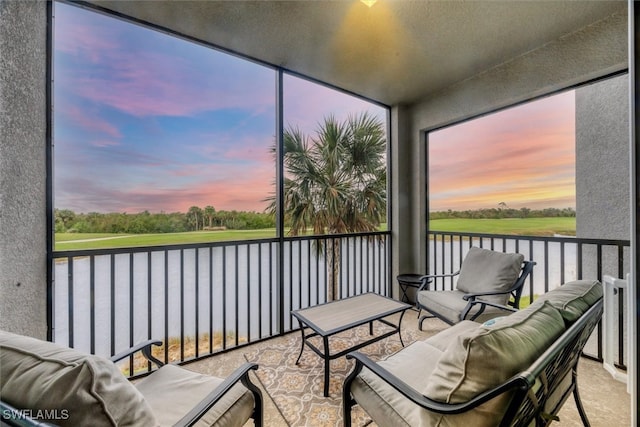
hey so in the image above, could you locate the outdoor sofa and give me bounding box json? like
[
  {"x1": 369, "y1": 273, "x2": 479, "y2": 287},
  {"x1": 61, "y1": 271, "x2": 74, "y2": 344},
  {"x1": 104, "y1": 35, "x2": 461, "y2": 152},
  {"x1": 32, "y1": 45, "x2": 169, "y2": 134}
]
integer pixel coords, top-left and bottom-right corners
[
  {"x1": 0, "y1": 334, "x2": 262, "y2": 426},
  {"x1": 343, "y1": 279, "x2": 603, "y2": 426}
]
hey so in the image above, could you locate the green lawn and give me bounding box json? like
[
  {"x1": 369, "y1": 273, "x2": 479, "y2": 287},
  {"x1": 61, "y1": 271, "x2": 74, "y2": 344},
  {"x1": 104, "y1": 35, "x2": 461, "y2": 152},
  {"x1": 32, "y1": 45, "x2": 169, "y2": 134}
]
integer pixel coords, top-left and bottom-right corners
[
  {"x1": 429, "y1": 217, "x2": 575, "y2": 236},
  {"x1": 55, "y1": 233, "x2": 122, "y2": 242},
  {"x1": 55, "y1": 229, "x2": 277, "y2": 251}
]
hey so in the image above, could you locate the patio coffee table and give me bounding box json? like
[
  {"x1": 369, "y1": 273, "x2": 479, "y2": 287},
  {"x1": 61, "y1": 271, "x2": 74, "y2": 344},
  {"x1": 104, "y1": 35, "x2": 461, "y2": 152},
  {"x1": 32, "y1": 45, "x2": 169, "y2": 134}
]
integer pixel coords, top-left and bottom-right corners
[{"x1": 291, "y1": 292, "x2": 411, "y2": 397}]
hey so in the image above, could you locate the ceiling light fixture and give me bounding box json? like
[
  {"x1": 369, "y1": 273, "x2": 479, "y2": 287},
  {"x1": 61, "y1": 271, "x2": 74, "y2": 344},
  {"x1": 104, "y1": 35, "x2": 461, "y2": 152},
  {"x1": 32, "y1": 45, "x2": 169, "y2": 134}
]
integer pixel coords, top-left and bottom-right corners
[{"x1": 360, "y1": 0, "x2": 377, "y2": 7}]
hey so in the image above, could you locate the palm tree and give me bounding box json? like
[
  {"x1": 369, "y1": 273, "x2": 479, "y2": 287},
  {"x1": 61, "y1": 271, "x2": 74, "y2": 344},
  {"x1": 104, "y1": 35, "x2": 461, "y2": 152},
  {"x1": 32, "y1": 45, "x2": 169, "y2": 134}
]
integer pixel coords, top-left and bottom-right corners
[
  {"x1": 204, "y1": 205, "x2": 216, "y2": 228},
  {"x1": 268, "y1": 111, "x2": 387, "y2": 300},
  {"x1": 187, "y1": 206, "x2": 203, "y2": 231}
]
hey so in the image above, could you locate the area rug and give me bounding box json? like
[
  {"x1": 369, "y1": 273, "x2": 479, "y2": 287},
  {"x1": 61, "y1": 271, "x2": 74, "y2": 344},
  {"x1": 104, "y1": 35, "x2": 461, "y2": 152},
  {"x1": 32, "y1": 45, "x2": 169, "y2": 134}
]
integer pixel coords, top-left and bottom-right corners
[{"x1": 244, "y1": 323, "x2": 425, "y2": 427}]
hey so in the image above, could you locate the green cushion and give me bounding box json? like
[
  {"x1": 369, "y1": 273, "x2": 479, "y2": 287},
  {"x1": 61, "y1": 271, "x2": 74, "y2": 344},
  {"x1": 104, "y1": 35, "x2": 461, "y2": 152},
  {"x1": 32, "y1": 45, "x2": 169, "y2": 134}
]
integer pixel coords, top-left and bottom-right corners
[
  {"x1": 456, "y1": 247, "x2": 525, "y2": 305},
  {"x1": 424, "y1": 301, "x2": 565, "y2": 424},
  {"x1": 531, "y1": 279, "x2": 602, "y2": 323},
  {"x1": 0, "y1": 330, "x2": 157, "y2": 426}
]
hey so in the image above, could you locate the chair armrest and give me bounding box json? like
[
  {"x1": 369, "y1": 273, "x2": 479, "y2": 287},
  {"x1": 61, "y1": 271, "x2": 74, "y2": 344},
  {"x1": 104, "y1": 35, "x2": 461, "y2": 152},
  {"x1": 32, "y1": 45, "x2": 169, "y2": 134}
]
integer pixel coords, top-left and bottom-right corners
[
  {"x1": 173, "y1": 362, "x2": 261, "y2": 427},
  {"x1": 0, "y1": 400, "x2": 58, "y2": 427},
  {"x1": 109, "y1": 340, "x2": 164, "y2": 367},
  {"x1": 344, "y1": 352, "x2": 526, "y2": 415},
  {"x1": 461, "y1": 288, "x2": 515, "y2": 301},
  {"x1": 417, "y1": 271, "x2": 460, "y2": 291}
]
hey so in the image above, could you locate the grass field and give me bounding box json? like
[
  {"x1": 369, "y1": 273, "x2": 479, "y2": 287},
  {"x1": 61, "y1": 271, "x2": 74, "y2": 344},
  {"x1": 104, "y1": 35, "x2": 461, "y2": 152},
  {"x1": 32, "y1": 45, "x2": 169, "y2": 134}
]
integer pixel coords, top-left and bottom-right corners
[
  {"x1": 429, "y1": 217, "x2": 575, "y2": 236},
  {"x1": 55, "y1": 217, "x2": 576, "y2": 251},
  {"x1": 55, "y1": 229, "x2": 277, "y2": 251}
]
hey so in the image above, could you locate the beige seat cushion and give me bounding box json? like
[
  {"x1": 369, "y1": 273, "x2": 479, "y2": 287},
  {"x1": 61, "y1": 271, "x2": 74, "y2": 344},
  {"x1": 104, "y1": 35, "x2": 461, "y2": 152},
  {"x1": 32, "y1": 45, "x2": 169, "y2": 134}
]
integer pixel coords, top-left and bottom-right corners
[
  {"x1": 531, "y1": 279, "x2": 602, "y2": 323},
  {"x1": 350, "y1": 340, "x2": 444, "y2": 427},
  {"x1": 423, "y1": 301, "x2": 565, "y2": 426},
  {"x1": 456, "y1": 247, "x2": 525, "y2": 305},
  {"x1": 417, "y1": 290, "x2": 512, "y2": 324},
  {"x1": 0, "y1": 330, "x2": 157, "y2": 426},
  {"x1": 135, "y1": 364, "x2": 254, "y2": 427}
]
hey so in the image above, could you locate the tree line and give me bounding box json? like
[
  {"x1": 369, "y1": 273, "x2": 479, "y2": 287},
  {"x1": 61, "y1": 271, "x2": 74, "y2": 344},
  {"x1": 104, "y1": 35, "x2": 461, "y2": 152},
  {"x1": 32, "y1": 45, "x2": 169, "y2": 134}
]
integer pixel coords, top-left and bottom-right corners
[
  {"x1": 55, "y1": 207, "x2": 275, "y2": 234},
  {"x1": 429, "y1": 206, "x2": 575, "y2": 220},
  {"x1": 55, "y1": 204, "x2": 575, "y2": 234}
]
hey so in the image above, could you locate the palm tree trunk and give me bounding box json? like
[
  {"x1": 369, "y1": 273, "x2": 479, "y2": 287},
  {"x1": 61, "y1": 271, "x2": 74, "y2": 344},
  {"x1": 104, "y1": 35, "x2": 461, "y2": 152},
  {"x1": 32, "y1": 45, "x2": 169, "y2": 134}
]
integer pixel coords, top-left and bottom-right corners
[{"x1": 326, "y1": 237, "x2": 341, "y2": 301}]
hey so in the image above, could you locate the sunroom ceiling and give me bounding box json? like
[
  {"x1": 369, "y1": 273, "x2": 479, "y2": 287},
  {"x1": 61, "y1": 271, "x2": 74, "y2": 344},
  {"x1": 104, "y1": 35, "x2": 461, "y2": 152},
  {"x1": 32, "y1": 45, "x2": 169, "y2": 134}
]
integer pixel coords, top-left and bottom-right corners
[{"x1": 87, "y1": 0, "x2": 626, "y2": 106}]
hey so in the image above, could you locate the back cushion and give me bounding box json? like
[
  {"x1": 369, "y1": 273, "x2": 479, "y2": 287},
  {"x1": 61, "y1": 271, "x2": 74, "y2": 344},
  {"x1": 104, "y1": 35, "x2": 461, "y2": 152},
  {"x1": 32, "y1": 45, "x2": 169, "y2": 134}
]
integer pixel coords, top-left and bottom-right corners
[
  {"x1": 530, "y1": 279, "x2": 602, "y2": 323},
  {"x1": 456, "y1": 247, "x2": 524, "y2": 304},
  {"x1": 0, "y1": 330, "x2": 157, "y2": 426},
  {"x1": 424, "y1": 301, "x2": 565, "y2": 406}
]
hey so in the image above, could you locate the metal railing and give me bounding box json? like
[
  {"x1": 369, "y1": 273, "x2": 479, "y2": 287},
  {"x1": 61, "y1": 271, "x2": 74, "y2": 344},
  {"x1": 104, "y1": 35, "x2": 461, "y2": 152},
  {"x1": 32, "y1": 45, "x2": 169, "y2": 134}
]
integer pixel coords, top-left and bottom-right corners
[
  {"x1": 51, "y1": 228, "x2": 628, "y2": 376},
  {"x1": 428, "y1": 231, "x2": 630, "y2": 370},
  {"x1": 51, "y1": 231, "x2": 390, "y2": 375}
]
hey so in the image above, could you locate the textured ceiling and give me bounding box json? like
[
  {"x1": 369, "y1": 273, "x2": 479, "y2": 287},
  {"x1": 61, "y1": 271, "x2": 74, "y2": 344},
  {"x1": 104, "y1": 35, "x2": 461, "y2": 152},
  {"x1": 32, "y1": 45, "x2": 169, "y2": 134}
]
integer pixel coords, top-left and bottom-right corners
[{"x1": 87, "y1": 0, "x2": 626, "y2": 106}]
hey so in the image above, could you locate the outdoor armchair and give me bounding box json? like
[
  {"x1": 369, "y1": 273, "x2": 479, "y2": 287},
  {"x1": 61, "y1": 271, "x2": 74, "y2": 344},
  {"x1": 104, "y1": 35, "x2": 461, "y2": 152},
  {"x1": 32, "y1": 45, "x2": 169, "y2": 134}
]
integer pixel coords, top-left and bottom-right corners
[
  {"x1": 416, "y1": 247, "x2": 535, "y2": 328},
  {"x1": 0, "y1": 332, "x2": 262, "y2": 427}
]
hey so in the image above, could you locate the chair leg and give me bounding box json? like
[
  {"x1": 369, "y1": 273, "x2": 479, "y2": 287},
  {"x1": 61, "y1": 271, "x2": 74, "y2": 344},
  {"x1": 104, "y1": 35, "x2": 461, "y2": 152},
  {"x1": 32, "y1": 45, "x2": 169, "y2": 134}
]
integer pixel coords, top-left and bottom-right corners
[
  {"x1": 343, "y1": 383, "x2": 354, "y2": 427},
  {"x1": 343, "y1": 357, "x2": 366, "y2": 427},
  {"x1": 418, "y1": 314, "x2": 428, "y2": 331},
  {"x1": 241, "y1": 373, "x2": 263, "y2": 427},
  {"x1": 343, "y1": 397, "x2": 353, "y2": 427},
  {"x1": 418, "y1": 308, "x2": 435, "y2": 330},
  {"x1": 252, "y1": 396, "x2": 263, "y2": 427},
  {"x1": 572, "y1": 371, "x2": 591, "y2": 427}
]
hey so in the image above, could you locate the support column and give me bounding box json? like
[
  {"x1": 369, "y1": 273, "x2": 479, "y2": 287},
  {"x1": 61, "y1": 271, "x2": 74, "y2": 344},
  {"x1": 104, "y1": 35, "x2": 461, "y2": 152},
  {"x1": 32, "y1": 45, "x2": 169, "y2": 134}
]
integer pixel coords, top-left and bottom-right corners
[
  {"x1": 629, "y1": 1, "x2": 638, "y2": 424},
  {"x1": 0, "y1": 0, "x2": 49, "y2": 339}
]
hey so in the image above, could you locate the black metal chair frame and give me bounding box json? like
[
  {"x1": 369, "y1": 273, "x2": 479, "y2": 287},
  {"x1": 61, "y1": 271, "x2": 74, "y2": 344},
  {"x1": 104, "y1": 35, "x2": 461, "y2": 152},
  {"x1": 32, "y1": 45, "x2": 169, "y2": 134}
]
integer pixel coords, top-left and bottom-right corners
[
  {"x1": 417, "y1": 260, "x2": 536, "y2": 329},
  {"x1": 1, "y1": 341, "x2": 263, "y2": 427},
  {"x1": 343, "y1": 298, "x2": 603, "y2": 427}
]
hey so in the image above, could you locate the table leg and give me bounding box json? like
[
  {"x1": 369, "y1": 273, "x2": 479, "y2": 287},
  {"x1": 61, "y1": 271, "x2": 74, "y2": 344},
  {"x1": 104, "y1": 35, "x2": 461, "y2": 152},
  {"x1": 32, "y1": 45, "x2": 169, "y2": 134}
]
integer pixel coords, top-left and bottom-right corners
[
  {"x1": 400, "y1": 284, "x2": 409, "y2": 303},
  {"x1": 295, "y1": 319, "x2": 306, "y2": 365},
  {"x1": 323, "y1": 336, "x2": 330, "y2": 397},
  {"x1": 369, "y1": 321, "x2": 373, "y2": 335},
  {"x1": 397, "y1": 310, "x2": 407, "y2": 347}
]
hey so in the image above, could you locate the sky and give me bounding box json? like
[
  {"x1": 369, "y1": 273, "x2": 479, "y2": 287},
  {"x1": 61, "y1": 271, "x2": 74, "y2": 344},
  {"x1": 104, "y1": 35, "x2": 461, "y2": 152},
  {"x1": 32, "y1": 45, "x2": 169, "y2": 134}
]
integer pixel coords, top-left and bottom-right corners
[
  {"x1": 429, "y1": 91, "x2": 576, "y2": 211},
  {"x1": 54, "y1": 2, "x2": 574, "y2": 215},
  {"x1": 53, "y1": 2, "x2": 384, "y2": 214}
]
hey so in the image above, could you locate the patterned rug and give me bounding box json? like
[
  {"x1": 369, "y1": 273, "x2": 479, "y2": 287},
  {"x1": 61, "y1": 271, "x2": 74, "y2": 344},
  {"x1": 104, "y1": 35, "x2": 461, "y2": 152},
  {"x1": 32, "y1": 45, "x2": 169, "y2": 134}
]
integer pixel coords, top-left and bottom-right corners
[{"x1": 244, "y1": 323, "x2": 425, "y2": 427}]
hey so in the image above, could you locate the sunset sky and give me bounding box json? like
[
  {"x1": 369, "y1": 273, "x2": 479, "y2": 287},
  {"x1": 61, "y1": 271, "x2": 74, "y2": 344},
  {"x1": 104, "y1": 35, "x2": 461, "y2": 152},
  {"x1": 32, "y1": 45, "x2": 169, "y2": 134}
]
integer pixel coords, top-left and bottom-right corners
[
  {"x1": 429, "y1": 92, "x2": 575, "y2": 211},
  {"x1": 54, "y1": 2, "x2": 575, "y2": 215}
]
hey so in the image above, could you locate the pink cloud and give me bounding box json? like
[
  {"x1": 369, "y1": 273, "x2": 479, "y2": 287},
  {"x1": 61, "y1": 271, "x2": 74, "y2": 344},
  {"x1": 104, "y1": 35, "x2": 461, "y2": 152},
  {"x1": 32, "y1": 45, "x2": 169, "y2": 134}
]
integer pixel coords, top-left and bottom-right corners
[
  {"x1": 284, "y1": 74, "x2": 386, "y2": 133},
  {"x1": 118, "y1": 167, "x2": 275, "y2": 213},
  {"x1": 63, "y1": 105, "x2": 122, "y2": 139},
  {"x1": 57, "y1": 164, "x2": 275, "y2": 214},
  {"x1": 69, "y1": 50, "x2": 273, "y2": 117},
  {"x1": 90, "y1": 140, "x2": 121, "y2": 148},
  {"x1": 54, "y1": 20, "x2": 119, "y2": 63},
  {"x1": 56, "y1": 4, "x2": 275, "y2": 118},
  {"x1": 186, "y1": 131, "x2": 275, "y2": 164}
]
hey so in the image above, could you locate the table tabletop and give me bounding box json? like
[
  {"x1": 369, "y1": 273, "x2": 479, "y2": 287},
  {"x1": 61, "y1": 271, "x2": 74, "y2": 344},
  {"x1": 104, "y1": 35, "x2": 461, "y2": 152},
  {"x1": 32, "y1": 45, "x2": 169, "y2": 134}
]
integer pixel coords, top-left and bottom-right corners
[{"x1": 291, "y1": 293, "x2": 410, "y2": 336}]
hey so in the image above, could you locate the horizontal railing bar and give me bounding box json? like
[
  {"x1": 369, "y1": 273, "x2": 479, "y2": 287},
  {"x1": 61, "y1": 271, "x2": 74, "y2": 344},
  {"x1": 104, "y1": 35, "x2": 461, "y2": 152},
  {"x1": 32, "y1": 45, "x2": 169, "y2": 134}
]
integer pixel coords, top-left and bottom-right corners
[
  {"x1": 53, "y1": 237, "x2": 280, "y2": 257},
  {"x1": 53, "y1": 231, "x2": 391, "y2": 258},
  {"x1": 429, "y1": 230, "x2": 629, "y2": 247}
]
